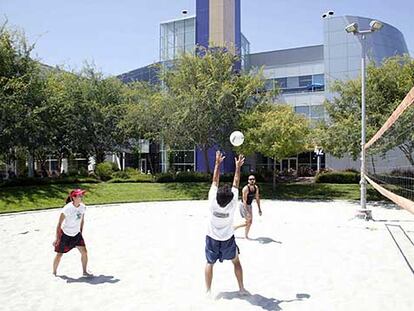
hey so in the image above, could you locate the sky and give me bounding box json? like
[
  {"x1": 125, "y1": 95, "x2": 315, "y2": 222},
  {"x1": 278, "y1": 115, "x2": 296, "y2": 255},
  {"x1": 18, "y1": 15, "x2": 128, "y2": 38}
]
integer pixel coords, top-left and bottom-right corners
[{"x1": 2, "y1": 0, "x2": 414, "y2": 76}]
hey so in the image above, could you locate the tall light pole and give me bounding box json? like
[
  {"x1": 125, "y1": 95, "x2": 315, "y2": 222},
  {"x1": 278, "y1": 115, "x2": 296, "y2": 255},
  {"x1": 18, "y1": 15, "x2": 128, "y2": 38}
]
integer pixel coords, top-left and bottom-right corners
[{"x1": 345, "y1": 20, "x2": 383, "y2": 220}]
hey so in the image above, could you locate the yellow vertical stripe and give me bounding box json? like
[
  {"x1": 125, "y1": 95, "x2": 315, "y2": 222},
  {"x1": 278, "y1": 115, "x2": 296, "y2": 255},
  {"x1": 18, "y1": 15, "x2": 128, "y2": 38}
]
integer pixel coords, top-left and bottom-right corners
[{"x1": 209, "y1": 0, "x2": 235, "y2": 52}]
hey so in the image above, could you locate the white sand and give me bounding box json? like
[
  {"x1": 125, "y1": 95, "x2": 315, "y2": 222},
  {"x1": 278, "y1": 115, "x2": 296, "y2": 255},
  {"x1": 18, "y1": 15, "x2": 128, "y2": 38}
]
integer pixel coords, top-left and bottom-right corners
[{"x1": 0, "y1": 199, "x2": 413, "y2": 311}]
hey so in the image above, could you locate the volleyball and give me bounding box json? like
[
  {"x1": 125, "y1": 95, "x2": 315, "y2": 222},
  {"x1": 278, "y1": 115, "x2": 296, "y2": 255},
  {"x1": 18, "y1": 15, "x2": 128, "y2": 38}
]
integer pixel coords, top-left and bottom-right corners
[{"x1": 230, "y1": 131, "x2": 244, "y2": 146}]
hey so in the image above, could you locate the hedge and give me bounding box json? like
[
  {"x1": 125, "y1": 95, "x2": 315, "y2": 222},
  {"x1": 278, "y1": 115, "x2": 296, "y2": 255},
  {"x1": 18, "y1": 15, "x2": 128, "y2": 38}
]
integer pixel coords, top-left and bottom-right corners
[{"x1": 315, "y1": 171, "x2": 360, "y2": 184}]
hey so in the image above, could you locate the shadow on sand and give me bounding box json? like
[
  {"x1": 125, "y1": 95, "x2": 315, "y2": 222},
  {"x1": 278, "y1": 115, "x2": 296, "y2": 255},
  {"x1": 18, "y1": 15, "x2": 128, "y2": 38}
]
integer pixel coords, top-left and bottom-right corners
[
  {"x1": 236, "y1": 236, "x2": 282, "y2": 244},
  {"x1": 216, "y1": 291, "x2": 310, "y2": 311},
  {"x1": 58, "y1": 274, "x2": 120, "y2": 285}
]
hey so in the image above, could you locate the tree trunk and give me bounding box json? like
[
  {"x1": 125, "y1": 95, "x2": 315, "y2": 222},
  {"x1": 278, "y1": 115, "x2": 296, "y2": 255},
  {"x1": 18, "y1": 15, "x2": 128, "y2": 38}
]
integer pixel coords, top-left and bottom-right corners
[
  {"x1": 272, "y1": 157, "x2": 277, "y2": 193},
  {"x1": 95, "y1": 149, "x2": 106, "y2": 164},
  {"x1": 28, "y1": 152, "x2": 35, "y2": 177},
  {"x1": 56, "y1": 154, "x2": 63, "y2": 175},
  {"x1": 148, "y1": 154, "x2": 154, "y2": 174},
  {"x1": 119, "y1": 152, "x2": 124, "y2": 171},
  {"x1": 399, "y1": 144, "x2": 414, "y2": 166},
  {"x1": 203, "y1": 146, "x2": 210, "y2": 174},
  {"x1": 370, "y1": 155, "x2": 376, "y2": 175}
]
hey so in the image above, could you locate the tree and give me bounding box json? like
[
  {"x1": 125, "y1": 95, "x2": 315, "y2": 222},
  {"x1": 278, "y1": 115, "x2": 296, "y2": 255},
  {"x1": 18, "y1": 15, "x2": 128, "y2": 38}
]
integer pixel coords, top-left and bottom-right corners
[
  {"x1": 120, "y1": 81, "x2": 164, "y2": 172},
  {"x1": 158, "y1": 47, "x2": 275, "y2": 173},
  {"x1": 238, "y1": 104, "x2": 311, "y2": 191},
  {"x1": 60, "y1": 65, "x2": 128, "y2": 165},
  {"x1": 322, "y1": 55, "x2": 414, "y2": 164},
  {"x1": 0, "y1": 24, "x2": 48, "y2": 176}
]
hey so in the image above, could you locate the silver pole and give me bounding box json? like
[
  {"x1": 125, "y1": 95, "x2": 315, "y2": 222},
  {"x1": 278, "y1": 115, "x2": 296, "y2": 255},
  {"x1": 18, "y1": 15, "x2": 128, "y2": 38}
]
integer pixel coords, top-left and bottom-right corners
[
  {"x1": 317, "y1": 155, "x2": 321, "y2": 173},
  {"x1": 360, "y1": 34, "x2": 367, "y2": 211}
]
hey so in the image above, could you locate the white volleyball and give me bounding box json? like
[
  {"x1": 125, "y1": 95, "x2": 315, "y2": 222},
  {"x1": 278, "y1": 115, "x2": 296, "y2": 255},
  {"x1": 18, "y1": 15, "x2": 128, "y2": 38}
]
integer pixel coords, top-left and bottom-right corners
[{"x1": 230, "y1": 131, "x2": 244, "y2": 146}]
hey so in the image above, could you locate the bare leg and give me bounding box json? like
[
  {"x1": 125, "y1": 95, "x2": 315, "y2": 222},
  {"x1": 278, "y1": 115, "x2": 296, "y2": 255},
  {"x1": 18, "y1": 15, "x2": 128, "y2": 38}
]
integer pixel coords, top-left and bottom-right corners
[
  {"x1": 245, "y1": 217, "x2": 252, "y2": 239},
  {"x1": 232, "y1": 255, "x2": 247, "y2": 293},
  {"x1": 234, "y1": 222, "x2": 247, "y2": 230},
  {"x1": 76, "y1": 246, "x2": 90, "y2": 275},
  {"x1": 205, "y1": 263, "x2": 214, "y2": 293},
  {"x1": 53, "y1": 253, "x2": 63, "y2": 275}
]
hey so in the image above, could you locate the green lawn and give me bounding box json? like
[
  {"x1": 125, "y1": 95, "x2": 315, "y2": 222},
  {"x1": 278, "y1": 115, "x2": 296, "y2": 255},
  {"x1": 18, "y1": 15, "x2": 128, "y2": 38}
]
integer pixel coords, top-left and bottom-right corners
[{"x1": 0, "y1": 182, "x2": 384, "y2": 214}]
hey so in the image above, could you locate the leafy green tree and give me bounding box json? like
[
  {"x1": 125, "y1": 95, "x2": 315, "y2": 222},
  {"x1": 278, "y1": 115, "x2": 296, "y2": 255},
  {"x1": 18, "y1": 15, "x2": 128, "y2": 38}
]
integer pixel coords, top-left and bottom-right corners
[
  {"x1": 158, "y1": 47, "x2": 275, "y2": 172},
  {"x1": 43, "y1": 65, "x2": 129, "y2": 169},
  {"x1": 238, "y1": 104, "x2": 311, "y2": 190},
  {"x1": 77, "y1": 66, "x2": 128, "y2": 164},
  {"x1": 322, "y1": 55, "x2": 414, "y2": 164},
  {"x1": 0, "y1": 24, "x2": 49, "y2": 176}
]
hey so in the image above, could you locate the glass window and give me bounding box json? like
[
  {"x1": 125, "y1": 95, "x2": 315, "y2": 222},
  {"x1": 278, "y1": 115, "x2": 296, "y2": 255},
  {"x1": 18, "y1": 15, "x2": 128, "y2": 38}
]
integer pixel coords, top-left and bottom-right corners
[
  {"x1": 172, "y1": 151, "x2": 194, "y2": 164},
  {"x1": 299, "y1": 75, "x2": 312, "y2": 87},
  {"x1": 312, "y1": 74, "x2": 324, "y2": 85},
  {"x1": 185, "y1": 18, "x2": 195, "y2": 28},
  {"x1": 310, "y1": 105, "x2": 325, "y2": 119},
  {"x1": 286, "y1": 76, "x2": 299, "y2": 88},
  {"x1": 275, "y1": 77, "x2": 287, "y2": 88},
  {"x1": 167, "y1": 23, "x2": 175, "y2": 44},
  {"x1": 264, "y1": 79, "x2": 274, "y2": 90},
  {"x1": 175, "y1": 32, "x2": 185, "y2": 49},
  {"x1": 185, "y1": 30, "x2": 195, "y2": 46},
  {"x1": 175, "y1": 21, "x2": 185, "y2": 34},
  {"x1": 295, "y1": 105, "x2": 309, "y2": 116}
]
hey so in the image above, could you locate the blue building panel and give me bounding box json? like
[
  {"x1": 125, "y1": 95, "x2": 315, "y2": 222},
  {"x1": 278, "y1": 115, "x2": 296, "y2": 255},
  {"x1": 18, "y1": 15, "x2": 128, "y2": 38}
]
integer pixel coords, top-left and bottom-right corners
[
  {"x1": 196, "y1": 0, "x2": 209, "y2": 48},
  {"x1": 196, "y1": 147, "x2": 236, "y2": 174}
]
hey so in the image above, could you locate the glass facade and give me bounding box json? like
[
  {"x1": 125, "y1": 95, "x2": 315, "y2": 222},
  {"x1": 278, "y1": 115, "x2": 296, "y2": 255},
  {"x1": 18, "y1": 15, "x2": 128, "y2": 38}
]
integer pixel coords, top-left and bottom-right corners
[
  {"x1": 265, "y1": 74, "x2": 325, "y2": 94},
  {"x1": 294, "y1": 104, "x2": 325, "y2": 122},
  {"x1": 240, "y1": 34, "x2": 250, "y2": 70},
  {"x1": 159, "y1": 142, "x2": 196, "y2": 172},
  {"x1": 160, "y1": 17, "x2": 196, "y2": 62},
  {"x1": 118, "y1": 64, "x2": 160, "y2": 84},
  {"x1": 323, "y1": 15, "x2": 408, "y2": 94}
]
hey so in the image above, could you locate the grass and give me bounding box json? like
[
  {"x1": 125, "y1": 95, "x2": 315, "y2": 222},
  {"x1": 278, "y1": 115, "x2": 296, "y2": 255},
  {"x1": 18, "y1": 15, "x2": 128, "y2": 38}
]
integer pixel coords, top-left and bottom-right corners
[{"x1": 0, "y1": 182, "x2": 384, "y2": 214}]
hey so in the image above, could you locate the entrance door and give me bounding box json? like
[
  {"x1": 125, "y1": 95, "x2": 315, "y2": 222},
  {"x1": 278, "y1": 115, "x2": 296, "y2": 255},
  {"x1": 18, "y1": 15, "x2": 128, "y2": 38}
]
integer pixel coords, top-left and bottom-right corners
[
  {"x1": 281, "y1": 157, "x2": 298, "y2": 173},
  {"x1": 289, "y1": 158, "x2": 297, "y2": 172}
]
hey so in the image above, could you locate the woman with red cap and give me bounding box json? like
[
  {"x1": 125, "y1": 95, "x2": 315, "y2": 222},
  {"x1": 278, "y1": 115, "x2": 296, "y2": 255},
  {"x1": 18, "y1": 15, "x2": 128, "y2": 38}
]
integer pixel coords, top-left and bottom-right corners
[{"x1": 52, "y1": 188, "x2": 92, "y2": 276}]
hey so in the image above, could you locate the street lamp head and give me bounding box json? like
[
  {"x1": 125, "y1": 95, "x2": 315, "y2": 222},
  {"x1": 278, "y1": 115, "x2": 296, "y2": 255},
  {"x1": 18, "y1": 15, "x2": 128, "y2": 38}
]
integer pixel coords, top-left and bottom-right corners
[
  {"x1": 345, "y1": 22, "x2": 359, "y2": 34},
  {"x1": 369, "y1": 20, "x2": 383, "y2": 32}
]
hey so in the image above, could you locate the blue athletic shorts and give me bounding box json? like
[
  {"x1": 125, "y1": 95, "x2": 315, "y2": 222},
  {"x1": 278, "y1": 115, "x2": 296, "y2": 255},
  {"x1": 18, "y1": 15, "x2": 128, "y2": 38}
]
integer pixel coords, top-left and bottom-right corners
[{"x1": 205, "y1": 235, "x2": 239, "y2": 264}]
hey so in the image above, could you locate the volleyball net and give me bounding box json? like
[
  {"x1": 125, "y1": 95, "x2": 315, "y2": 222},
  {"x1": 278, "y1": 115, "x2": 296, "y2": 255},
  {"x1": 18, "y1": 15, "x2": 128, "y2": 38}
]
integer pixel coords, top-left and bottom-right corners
[{"x1": 365, "y1": 87, "x2": 414, "y2": 214}]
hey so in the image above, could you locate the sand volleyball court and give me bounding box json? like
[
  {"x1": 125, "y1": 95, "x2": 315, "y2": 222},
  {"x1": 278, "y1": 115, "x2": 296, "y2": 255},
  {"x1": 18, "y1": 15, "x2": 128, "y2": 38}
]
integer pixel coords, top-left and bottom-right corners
[{"x1": 1, "y1": 200, "x2": 413, "y2": 310}]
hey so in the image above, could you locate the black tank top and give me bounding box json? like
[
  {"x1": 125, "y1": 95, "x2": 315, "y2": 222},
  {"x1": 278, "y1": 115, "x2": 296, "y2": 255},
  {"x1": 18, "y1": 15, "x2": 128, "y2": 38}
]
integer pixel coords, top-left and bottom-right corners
[{"x1": 246, "y1": 185, "x2": 256, "y2": 205}]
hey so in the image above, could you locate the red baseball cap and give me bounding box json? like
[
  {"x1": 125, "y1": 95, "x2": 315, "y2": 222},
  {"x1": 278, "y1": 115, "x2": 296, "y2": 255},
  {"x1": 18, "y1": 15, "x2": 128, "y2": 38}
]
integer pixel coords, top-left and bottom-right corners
[{"x1": 70, "y1": 189, "x2": 86, "y2": 197}]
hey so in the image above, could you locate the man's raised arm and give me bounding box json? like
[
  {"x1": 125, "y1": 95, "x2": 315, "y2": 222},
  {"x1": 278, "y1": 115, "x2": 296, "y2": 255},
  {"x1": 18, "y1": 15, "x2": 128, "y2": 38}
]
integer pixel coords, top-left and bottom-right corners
[
  {"x1": 212, "y1": 150, "x2": 225, "y2": 187},
  {"x1": 232, "y1": 154, "x2": 245, "y2": 188}
]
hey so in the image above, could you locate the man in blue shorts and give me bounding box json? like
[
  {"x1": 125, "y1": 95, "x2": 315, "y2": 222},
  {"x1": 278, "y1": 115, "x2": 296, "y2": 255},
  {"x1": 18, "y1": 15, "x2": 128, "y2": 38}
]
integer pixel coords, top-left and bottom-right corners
[{"x1": 204, "y1": 150, "x2": 249, "y2": 296}]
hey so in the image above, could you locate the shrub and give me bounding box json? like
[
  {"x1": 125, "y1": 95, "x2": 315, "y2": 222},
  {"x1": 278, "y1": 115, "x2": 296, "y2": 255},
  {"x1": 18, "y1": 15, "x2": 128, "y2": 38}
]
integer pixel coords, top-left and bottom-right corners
[
  {"x1": 95, "y1": 162, "x2": 113, "y2": 181},
  {"x1": 390, "y1": 169, "x2": 414, "y2": 178},
  {"x1": 112, "y1": 170, "x2": 130, "y2": 179},
  {"x1": 108, "y1": 169, "x2": 154, "y2": 183},
  {"x1": 78, "y1": 167, "x2": 89, "y2": 177},
  {"x1": 110, "y1": 162, "x2": 120, "y2": 172},
  {"x1": 297, "y1": 166, "x2": 315, "y2": 177},
  {"x1": 315, "y1": 171, "x2": 360, "y2": 184},
  {"x1": 154, "y1": 172, "x2": 175, "y2": 183},
  {"x1": 343, "y1": 168, "x2": 359, "y2": 173},
  {"x1": 125, "y1": 167, "x2": 139, "y2": 175}
]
